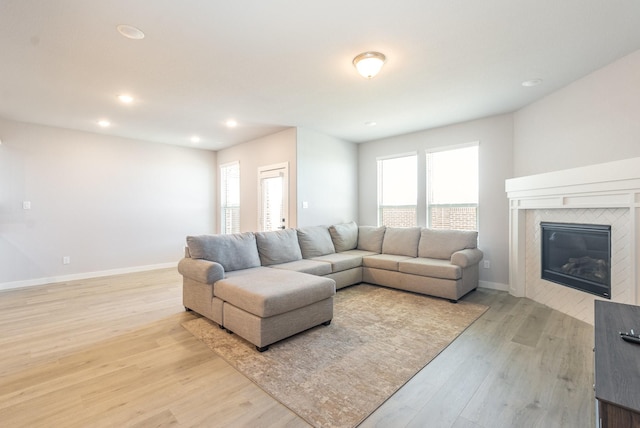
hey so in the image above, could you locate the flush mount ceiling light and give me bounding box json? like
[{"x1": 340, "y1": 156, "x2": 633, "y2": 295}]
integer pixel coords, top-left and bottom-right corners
[
  {"x1": 97, "y1": 119, "x2": 111, "y2": 127},
  {"x1": 190, "y1": 135, "x2": 201, "y2": 143},
  {"x1": 225, "y1": 119, "x2": 238, "y2": 128},
  {"x1": 353, "y1": 51, "x2": 386, "y2": 79},
  {"x1": 116, "y1": 24, "x2": 145, "y2": 40}
]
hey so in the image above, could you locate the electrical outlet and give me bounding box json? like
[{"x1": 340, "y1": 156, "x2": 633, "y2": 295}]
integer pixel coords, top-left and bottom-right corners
[
  {"x1": 483, "y1": 260, "x2": 491, "y2": 269},
  {"x1": 62, "y1": 256, "x2": 71, "y2": 265},
  {"x1": 23, "y1": 201, "x2": 31, "y2": 210}
]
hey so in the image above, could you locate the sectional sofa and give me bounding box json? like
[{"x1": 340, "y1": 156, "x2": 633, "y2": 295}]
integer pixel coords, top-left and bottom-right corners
[{"x1": 178, "y1": 222, "x2": 483, "y2": 351}]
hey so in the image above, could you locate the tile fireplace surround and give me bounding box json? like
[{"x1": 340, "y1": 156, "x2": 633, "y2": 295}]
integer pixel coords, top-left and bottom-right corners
[{"x1": 506, "y1": 157, "x2": 640, "y2": 324}]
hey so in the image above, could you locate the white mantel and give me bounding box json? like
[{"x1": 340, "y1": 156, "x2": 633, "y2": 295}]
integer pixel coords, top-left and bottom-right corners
[{"x1": 506, "y1": 157, "x2": 640, "y2": 323}]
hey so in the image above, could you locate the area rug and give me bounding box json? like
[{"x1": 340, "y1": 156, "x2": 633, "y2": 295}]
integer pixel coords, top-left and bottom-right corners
[{"x1": 182, "y1": 284, "x2": 488, "y2": 428}]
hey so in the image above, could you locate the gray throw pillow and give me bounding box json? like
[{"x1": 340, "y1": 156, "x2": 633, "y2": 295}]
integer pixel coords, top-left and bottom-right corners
[
  {"x1": 329, "y1": 221, "x2": 358, "y2": 252},
  {"x1": 255, "y1": 228, "x2": 303, "y2": 266},
  {"x1": 186, "y1": 233, "x2": 261, "y2": 272},
  {"x1": 357, "y1": 225, "x2": 386, "y2": 253},
  {"x1": 297, "y1": 226, "x2": 336, "y2": 258},
  {"x1": 381, "y1": 227, "x2": 422, "y2": 257},
  {"x1": 419, "y1": 228, "x2": 478, "y2": 259}
]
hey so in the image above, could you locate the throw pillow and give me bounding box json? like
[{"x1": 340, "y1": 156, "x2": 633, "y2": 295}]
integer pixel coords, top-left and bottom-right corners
[
  {"x1": 357, "y1": 225, "x2": 386, "y2": 253},
  {"x1": 329, "y1": 221, "x2": 358, "y2": 252},
  {"x1": 297, "y1": 226, "x2": 336, "y2": 258},
  {"x1": 419, "y1": 228, "x2": 478, "y2": 259},
  {"x1": 255, "y1": 228, "x2": 303, "y2": 266},
  {"x1": 381, "y1": 227, "x2": 422, "y2": 257},
  {"x1": 186, "y1": 232, "x2": 261, "y2": 272}
]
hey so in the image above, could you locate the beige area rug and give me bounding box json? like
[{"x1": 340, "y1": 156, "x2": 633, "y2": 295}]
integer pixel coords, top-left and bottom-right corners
[{"x1": 182, "y1": 284, "x2": 488, "y2": 428}]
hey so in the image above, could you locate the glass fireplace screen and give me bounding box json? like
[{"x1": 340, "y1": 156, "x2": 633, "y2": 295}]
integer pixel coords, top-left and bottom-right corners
[{"x1": 540, "y1": 222, "x2": 611, "y2": 299}]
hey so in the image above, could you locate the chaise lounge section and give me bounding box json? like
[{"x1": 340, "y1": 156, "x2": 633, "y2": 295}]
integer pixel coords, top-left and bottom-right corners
[
  {"x1": 178, "y1": 231, "x2": 335, "y2": 352},
  {"x1": 178, "y1": 222, "x2": 483, "y2": 351}
]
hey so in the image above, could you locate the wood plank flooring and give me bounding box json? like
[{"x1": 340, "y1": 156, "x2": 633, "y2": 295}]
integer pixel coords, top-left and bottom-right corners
[{"x1": 0, "y1": 269, "x2": 595, "y2": 427}]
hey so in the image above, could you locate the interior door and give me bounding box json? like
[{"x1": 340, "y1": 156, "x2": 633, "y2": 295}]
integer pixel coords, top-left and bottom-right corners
[{"x1": 258, "y1": 163, "x2": 289, "y2": 231}]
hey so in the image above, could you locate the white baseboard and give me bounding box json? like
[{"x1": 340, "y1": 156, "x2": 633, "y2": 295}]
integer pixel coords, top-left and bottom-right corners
[
  {"x1": 478, "y1": 280, "x2": 509, "y2": 291},
  {"x1": 0, "y1": 262, "x2": 177, "y2": 292}
]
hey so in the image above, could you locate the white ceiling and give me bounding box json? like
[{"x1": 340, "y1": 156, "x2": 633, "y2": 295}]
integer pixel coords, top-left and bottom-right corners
[{"x1": 1, "y1": 1, "x2": 640, "y2": 151}]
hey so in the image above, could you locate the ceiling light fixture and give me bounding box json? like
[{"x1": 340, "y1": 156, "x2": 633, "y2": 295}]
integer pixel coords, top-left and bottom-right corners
[
  {"x1": 117, "y1": 24, "x2": 145, "y2": 40},
  {"x1": 225, "y1": 119, "x2": 238, "y2": 128},
  {"x1": 522, "y1": 78, "x2": 543, "y2": 87},
  {"x1": 118, "y1": 94, "x2": 134, "y2": 103},
  {"x1": 365, "y1": 121, "x2": 377, "y2": 127},
  {"x1": 97, "y1": 119, "x2": 111, "y2": 127},
  {"x1": 190, "y1": 135, "x2": 201, "y2": 143},
  {"x1": 353, "y1": 51, "x2": 386, "y2": 79}
]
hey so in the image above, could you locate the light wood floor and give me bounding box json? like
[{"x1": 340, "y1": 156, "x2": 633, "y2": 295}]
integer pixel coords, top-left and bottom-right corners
[{"x1": 0, "y1": 269, "x2": 595, "y2": 427}]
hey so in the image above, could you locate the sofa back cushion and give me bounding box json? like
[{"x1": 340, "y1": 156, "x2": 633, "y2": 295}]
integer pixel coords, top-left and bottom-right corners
[
  {"x1": 186, "y1": 233, "x2": 261, "y2": 272},
  {"x1": 418, "y1": 228, "x2": 478, "y2": 259},
  {"x1": 329, "y1": 221, "x2": 358, "y2": 252},
  {"x1": 382, "y1": 227, "x2": 422, "y2": 257},
  {"x1": 297, "y1": 226, "x2": 336, "y2": 258},
  {"x1": 255, "y1": 228, "x2": 303, "y2": 266},
  {"x1": 357, "y1": 225, "x2": 386, "y2": 253}
]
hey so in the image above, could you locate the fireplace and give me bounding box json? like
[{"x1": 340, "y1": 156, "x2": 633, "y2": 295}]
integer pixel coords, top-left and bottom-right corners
[{"x1": 540, "y1": 222, "x2": 611, "y2": 299}]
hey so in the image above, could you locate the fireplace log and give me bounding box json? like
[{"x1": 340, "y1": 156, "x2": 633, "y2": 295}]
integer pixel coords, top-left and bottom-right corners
[{"x1": 561, "y1": 256, "x2": 608, "y2": 282}]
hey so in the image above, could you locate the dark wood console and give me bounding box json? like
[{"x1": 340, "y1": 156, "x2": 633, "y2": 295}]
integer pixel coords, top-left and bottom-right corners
[{"x1": 594, "y1": 300, "x2": 640, "y2": 428}]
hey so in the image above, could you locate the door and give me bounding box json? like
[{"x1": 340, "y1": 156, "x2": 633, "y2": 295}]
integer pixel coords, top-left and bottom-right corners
[{"x1": 258, "y1": 163, "x2": 289, "y2": 231}]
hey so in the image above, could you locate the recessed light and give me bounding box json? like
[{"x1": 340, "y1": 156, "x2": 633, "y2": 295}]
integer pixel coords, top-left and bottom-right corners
[
  {"x1": 225, "y1": 119, "x2": 238, "y2": 128},
  {"x1": 97, "y1": 120, "x2": 111, "y2": 127},
  {"x1": 118, "y1": 94, "x2": 134, "y2": 104},
  {"x1": 190, "y1": 135, "x2": 201, "y2": 143},
  {"x1": 116, "y1": 24, "x2": 145, "y2": 40},
  {"x1": 365, "y1": 121, "x2": 377, "y2": 127},
  {"x1": 522, "y1": 78, "x2": 543, "y2": 87}
]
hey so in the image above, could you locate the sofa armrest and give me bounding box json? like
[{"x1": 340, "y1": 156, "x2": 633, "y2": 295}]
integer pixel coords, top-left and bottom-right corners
[
  {"x1": 450, "y1": 248, "x2": 483, "y2": 268},
  {"x1": 178, "y1": 258, "x2": 225, "y2": 284}
]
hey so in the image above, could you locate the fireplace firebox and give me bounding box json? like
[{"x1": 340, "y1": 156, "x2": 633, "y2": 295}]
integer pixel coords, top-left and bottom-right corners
[{"x1": 540, "y1": 222, "x2": 611, "y2": 299}]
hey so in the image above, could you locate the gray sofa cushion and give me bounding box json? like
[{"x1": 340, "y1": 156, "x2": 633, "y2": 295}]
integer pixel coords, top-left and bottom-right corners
[
  {"x1": 398, "y1": 258, "x2": 462, "y2": 280},
  {"x1": 329, "y1": 221, "x2": 358, "y2": 252},
  {"x1": 311, "y1": 252, "x2": 365, "y2": 273},
  {"x1": 357, "y1": 225, "x2": 386, "y2": 253},
  {"x1": 255, "y1": 228, "x2": 303, "y2": 266},
  {"x1": 214, "y1": 267, "x2": 335, "y2": 317},
  {"x1": 270, "y1": 259, "x2": 333, "y2": 275},
  {"x1": 419, "y1": 228, "x2": 478, "y2": 260},
  {"x1": 362, "y1": 254, "x2": 412, "y2": 271},
  {"x1": 186, "y1": 233, "x2": 261, "y2": 272},
  {"x1": 382, "y1": 227, "x2": 422, "y2": 257},
  {"x1": 297, "y1": 226, "x2": 335, "y2": 258}
]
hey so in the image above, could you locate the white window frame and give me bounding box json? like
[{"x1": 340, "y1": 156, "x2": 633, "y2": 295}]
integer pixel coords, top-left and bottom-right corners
[
  {"x1": 220, "y1": 161, "x2": 240, "y2": 234},
  {"x1": 425, "y1": 142, "x2": 479, "y2": 230},
  {"x1": 376, "y1": 152, "x2": 418, "y2": 227}
]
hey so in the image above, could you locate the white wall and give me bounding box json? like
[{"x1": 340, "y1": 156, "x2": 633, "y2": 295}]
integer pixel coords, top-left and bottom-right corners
[
  {"x1": 0, "y1": 118, "x2": 216, "y2": 288},
  {"x1": 513, "y1": 49, "x2": 640, "y2": 176},
  {"x1": 216, "y1": 128, "x2": 297, "y2": 232},
  {"x1": 296, "y1": 128, "x2": 358, "y2": 227},
  {"x1": 358, "y1": 114, "x2": 513, "y2": 289}
]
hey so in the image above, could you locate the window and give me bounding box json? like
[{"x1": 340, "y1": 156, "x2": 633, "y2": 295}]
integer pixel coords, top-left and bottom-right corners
[
  {"x1": 377, "y1": 154, "x2": 417, "y2": 227},
  {"x1": 220, "y1": 161, "x2": 240, "y2": 234},
  {"x1": 426, "y1": 144, "x2": 478, "y2": 230}
]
